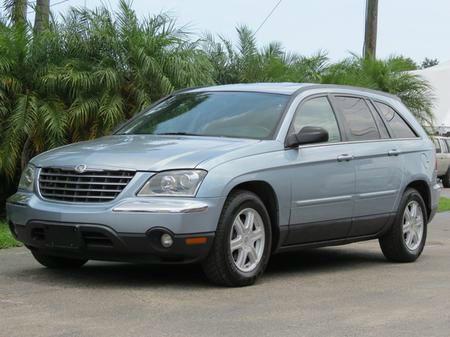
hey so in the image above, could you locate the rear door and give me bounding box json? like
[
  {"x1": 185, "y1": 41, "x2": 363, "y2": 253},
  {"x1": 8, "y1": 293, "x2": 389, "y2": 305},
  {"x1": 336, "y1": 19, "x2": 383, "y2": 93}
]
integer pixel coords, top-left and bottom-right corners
[
  {"x1": 438, "y1": 138, "x2": 450, "y2": 176},
  {"x1": 331, "y1": 96, "x2": 403, "y2": 237},
  {"x1": 433, "y1": 138, "x2": 446, "y2": 175}
]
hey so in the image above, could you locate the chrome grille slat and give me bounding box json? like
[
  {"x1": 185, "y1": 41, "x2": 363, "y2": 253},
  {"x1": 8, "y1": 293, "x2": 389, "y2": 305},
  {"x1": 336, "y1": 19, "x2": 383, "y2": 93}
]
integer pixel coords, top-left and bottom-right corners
[
  {"x1": 39, "y1": 168, "x2": 135, "y2": 203},
  {"x1": 40, "y1": 186, "x2": 122, "y2": 193},
  {"x1": 39, "y1": 193, "x2": 116, "y2": 200},
  {"x1": 40, "y1": 173, "x2": 132, "y2": 179},
  {"x1": 39, "y1": 179, "x2": 128, "y2": 186}
]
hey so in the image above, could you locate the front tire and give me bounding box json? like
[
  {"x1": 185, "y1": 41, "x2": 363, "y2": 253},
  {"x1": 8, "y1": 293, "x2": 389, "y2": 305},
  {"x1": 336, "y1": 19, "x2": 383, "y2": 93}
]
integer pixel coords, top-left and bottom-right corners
[
  {"x1": 202, "y1": 190, "x2": 272, "y2": 287},
  {"x1": 379, "y1": 188, "x2": 427, "y2": 262},
  {"x1": 31, "y1": 250, "x2": 88, "y2": 269}
]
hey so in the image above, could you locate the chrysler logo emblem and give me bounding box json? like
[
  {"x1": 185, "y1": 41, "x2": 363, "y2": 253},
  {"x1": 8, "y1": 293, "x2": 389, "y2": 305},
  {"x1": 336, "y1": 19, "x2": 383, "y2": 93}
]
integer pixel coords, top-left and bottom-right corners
[{"x1": 74, "y1": 164, "x2": 88, "y2": 173}]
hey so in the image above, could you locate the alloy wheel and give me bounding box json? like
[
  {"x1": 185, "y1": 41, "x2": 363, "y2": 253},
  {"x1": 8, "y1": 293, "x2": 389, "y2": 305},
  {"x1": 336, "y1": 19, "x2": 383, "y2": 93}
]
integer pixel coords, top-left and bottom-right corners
[
  {"x1": 229, "y1": 208, "x2": 266, "y2": 272},
  {"x1": 402, "y1": 200, "x2": 424, "y2": 251}
]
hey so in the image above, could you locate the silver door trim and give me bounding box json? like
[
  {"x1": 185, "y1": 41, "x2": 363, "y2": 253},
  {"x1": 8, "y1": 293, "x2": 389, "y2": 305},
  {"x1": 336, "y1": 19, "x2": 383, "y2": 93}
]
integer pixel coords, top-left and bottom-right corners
[
  {"x1": 358, "y1": 189, "x2": 398, "y2": 199},
  {"x1": 294, "y1": 195, "x2": 353, "y2": 206}
]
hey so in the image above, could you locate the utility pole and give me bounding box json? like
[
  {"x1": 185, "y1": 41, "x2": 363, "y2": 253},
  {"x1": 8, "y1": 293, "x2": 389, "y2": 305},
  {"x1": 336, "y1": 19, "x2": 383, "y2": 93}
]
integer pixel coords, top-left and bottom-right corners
[
  {"x1": 363, "y1": 0, "x2": 378, "y2": 59},
  {"x1": 34, "y1": 0, "x2": 50, "y2": 33}
]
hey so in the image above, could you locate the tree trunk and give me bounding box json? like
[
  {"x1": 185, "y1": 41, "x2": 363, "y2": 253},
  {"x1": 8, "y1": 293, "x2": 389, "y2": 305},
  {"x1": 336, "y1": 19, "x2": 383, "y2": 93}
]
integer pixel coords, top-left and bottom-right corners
[
  {"x1": 21, "y1": 135, "x2": 31, "y2": 170},
  {"x1": 363, "y1": 0, "x2": 378, "y2": 58},
  {"x1": 11, "y1": 0, "x2": 28, "y2": 26},
  {"x1": 34, "y1": 0, "x2": 50, "y2": 33}
]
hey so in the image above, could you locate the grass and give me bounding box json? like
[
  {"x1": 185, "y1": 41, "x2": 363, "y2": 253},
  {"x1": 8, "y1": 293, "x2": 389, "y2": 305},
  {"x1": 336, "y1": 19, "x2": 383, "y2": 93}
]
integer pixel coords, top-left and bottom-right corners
[
  {"x1": 438, "y1": 197, "x2": 450, "y2": 213},
  {"x1": 0, "y1": 220, "x2": 22, "y2": 249}
]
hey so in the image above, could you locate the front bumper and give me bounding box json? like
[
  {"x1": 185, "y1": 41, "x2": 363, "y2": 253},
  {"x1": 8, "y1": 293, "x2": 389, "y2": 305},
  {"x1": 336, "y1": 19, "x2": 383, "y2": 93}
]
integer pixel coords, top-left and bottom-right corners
[{"x1": 6, "y1": 192, "x2": 225, "y2": 263}]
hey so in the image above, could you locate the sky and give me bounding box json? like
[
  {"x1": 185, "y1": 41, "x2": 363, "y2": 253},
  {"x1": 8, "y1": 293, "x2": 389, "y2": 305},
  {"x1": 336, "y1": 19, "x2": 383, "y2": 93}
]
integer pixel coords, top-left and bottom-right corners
[{"x1": 35, "y1": 0, "x2": 450, "y2": 63}]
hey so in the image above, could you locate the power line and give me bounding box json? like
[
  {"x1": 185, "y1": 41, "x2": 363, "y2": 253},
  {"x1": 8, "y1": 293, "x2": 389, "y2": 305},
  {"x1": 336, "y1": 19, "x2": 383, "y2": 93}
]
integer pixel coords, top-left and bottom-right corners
[
  {"x1": 254, "y1": 0, "x2": 283, "y2": 35},
  {"x1": 27, "y1": 0, "x2": 70, "y2": 14}
]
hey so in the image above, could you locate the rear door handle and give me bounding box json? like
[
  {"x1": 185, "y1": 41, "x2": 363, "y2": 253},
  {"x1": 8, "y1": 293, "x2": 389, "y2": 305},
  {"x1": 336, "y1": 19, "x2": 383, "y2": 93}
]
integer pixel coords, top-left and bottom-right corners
[
  {"x1": 337, "y1": 154, "x2": 354, "y2": 162},
  {"x1": 388, "y1": 149, "x2": 401, "y2": 156}
]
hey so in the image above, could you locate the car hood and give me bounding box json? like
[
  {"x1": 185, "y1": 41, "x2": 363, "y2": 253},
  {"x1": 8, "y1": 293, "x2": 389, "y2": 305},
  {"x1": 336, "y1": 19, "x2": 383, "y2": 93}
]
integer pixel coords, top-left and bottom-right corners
[{"x1": 31, "y1": 135, "x2": 258, "y2": 171}]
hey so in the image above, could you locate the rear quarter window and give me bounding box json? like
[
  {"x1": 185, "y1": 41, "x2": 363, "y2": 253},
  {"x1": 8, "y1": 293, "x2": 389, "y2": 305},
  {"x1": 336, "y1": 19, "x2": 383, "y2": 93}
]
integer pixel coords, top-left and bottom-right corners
[
  {"x1": 433, "y1": 138, "x2": 441, "y2": 153},
  {"x1": 375, "y1": 102, "x2": 417, "y2": 138}
]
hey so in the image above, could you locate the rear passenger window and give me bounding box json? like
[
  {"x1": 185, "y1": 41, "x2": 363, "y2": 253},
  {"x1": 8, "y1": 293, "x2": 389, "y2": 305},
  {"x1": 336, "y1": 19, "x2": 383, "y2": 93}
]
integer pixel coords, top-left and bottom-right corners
[
  {"x1": 441, "y1": 139, "x2": 449, "y2": 153},
  {"x1": 375, "y1": 102, "x2": 417, "y2": 138},
  {"x1": 434, "y1": 138, "x2": 441, "y2": 153},
  {"x1": 445, "y1": 139, "x2": 450, "y2": 152},
  {"x1": 293, "y1": 97, "x2": 341, "y2": 143},
  {"x1": 334, "y1": 96, "x2": 380, "y2": 141}
]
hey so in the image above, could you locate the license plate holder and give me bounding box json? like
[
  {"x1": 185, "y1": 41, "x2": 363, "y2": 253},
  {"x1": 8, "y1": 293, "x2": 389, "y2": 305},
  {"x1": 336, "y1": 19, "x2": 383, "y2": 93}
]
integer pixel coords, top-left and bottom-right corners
[{"x1": 46, "y1": 225, "x2": 81, "y2": 249}]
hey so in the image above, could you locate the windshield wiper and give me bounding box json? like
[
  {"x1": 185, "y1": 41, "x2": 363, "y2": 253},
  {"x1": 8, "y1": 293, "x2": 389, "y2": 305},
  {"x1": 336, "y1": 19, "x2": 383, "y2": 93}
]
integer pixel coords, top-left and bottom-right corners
[{"x1": 156, "y1": 132, "x2": 203, "y2": 136}]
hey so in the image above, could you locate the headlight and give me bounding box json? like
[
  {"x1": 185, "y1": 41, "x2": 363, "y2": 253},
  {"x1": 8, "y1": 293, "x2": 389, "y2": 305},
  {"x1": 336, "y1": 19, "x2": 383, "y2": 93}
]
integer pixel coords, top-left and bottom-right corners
[
  {"x1": 138, "y1": 170, "x2": 207, "y2": 197},
  {"x1": 18, "y1": 164, "x2": 36, "y2": 192}
]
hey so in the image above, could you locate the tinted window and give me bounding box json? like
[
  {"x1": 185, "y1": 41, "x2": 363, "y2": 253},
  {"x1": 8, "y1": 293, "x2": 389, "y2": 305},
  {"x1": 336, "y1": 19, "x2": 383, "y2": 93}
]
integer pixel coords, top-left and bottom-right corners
[
  {"x1": 120, "y1": 92, "x2": 289, "y2": 140},
  {"x1": 334, "y1": 96, "x2": 380, "y2": 141},
  {"x1": 367, "y1": 101, "x2": 389, "y2": 138},
  {"x1": 445, "y1": 139, "x2": 450, "y2": 152},
  {"x1": 441, "y1": 139, "x2": 449, "y2": 153},
  {"x1": 375, "y1": 102, "x2": 417, "y2": 138},
  {"x1": 434, "y1": 138, "x2": 441, "y2": 153},
  {"x1": 293, "y1": 97, "x2": 341, "y2": 143}
]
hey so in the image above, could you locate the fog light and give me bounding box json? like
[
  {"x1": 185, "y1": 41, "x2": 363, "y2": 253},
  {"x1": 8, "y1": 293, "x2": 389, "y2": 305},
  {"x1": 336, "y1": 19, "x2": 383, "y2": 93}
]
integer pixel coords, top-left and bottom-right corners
[{"x1": 160, "y1": 233, "x2": 174, "y2": 248}]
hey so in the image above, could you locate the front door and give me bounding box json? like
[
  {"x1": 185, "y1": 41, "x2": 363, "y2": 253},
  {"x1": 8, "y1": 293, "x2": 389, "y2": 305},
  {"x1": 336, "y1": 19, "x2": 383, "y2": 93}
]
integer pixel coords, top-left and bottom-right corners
[{"x1": 286, "y1": 96, "x2": 355, "y2": 244}]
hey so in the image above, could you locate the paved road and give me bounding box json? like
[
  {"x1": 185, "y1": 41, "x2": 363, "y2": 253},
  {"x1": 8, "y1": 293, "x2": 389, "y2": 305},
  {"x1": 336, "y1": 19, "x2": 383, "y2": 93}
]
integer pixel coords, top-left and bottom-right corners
[{"x1": 1, "y1": 213, "x2": 449, "y2": 337}]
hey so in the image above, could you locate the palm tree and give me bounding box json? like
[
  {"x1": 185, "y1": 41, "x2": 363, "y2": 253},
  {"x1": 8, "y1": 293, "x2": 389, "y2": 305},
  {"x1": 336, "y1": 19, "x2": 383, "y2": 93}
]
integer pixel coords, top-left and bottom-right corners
[
  {"x1": 2, "y1": 0, "x2": 27, "y2": 26},
  {"x1": 202, "y1": 25, "x2": 328, "y2": 84},
  {"x1": 34, "y1": 0, "x2": 50, "y2": 33},
  {"x1": 0, "y1": 0, "x2": 214, "y2": 180}
]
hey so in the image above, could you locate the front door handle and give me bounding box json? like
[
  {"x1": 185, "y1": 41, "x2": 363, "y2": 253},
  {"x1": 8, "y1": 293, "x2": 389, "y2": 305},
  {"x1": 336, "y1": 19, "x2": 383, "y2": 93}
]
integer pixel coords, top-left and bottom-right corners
[
  {"x1": 337, "y1": 154, "x2": 354, "y2": 162},
  {"x1": 388, "y1": 149, "x2": 401, "y2": 156}
]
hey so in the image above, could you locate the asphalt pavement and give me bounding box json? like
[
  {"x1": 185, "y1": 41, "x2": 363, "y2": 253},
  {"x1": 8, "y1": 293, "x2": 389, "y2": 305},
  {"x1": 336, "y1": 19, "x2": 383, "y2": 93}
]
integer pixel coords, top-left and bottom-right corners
[{"x1": 1, "y1": 207, "x2": 449, "y2": 337}]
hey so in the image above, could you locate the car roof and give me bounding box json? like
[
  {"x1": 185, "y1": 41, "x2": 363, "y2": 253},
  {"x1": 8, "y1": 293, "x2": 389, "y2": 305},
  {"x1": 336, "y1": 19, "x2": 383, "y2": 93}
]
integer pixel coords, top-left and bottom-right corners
[
  {"x1": 186, "y1": 83, "x2": 308, "y2": 95},
  {"x1": 184, "y1": 82, "x2": 401, "y2": 101}
]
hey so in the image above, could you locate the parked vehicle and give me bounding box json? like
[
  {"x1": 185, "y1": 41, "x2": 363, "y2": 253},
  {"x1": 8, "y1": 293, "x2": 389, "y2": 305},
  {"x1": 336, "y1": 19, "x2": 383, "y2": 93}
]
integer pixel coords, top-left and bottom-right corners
[
  {"x1": 433, "y1": 136, "x2": 450, "y2": 187},
  {"x1": 6, "y1": 83, "x2": 440, "y2": 286}
]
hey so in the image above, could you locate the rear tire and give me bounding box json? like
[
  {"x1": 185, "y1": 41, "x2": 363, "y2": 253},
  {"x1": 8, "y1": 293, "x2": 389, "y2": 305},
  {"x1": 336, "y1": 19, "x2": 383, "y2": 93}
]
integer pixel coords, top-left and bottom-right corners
[
  {"x1": 443, "y1": 168, "x2": 450, "y2": 188},
  {"x1": 31, "y1": 250, "x2": 88, "y2": 269},
  {"x1": 202, "y1": 190, "x2": 272, "y2": 287},
  {"x1": 379, "y1": 188, "x2": 427, "y2": 262}
]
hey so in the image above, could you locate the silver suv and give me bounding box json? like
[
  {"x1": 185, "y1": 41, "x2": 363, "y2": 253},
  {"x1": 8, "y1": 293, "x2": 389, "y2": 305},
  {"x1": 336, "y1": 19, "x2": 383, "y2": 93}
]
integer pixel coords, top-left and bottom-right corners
[
  {"x1": 433, "y1": 136, "x2": 450, "y2": 187},
  {"x1": 6, "y1": 83, "x2": 440, "y2": 286}
]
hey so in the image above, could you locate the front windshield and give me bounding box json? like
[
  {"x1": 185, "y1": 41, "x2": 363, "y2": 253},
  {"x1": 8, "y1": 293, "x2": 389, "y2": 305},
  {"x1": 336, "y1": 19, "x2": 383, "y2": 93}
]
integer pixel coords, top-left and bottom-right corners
[{"x1": 119, "y1": 91, "x2": 290, "y2": 140}]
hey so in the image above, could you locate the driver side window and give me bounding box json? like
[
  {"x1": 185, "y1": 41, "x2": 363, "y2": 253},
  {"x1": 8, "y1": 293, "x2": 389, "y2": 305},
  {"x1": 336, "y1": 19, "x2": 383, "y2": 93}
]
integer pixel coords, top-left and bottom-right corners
[{"x1": 293, "y1": 97, "x2": 341, "y2": 143}]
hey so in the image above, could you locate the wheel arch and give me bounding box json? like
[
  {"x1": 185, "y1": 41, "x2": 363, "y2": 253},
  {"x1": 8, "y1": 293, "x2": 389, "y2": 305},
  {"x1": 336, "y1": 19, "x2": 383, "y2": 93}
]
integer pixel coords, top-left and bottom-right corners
[
  {"x1": 402, "y1": 179, "x2": 431, "y2": 219},
  {"x1": 226, "y1": 180, "x2": 281, "y2": 252}
]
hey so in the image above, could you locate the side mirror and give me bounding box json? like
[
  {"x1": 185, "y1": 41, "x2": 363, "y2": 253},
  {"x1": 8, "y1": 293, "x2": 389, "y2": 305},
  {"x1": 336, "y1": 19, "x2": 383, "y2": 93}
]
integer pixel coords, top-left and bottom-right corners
[{"x1": 286, "y1": 126, "x2": 329, "y2": 147}]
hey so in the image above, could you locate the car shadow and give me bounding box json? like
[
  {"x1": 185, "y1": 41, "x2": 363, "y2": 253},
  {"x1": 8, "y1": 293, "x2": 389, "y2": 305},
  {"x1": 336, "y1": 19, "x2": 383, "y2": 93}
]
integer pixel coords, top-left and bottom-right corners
[
  {"x1": 266, "y1": 246, "x2": 386, "y2": 277},
  {"x1": 9, "y1": 246, "x2": 387, "y2": 289}
]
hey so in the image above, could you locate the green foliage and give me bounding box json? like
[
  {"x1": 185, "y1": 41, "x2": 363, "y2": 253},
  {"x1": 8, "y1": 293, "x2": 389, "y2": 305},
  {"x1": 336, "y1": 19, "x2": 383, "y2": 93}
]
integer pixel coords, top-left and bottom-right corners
[
  {"x1": 0, "y1": 0, "x2": 214, "y2": 182},
  {"x1": 202, "y1": 26, "x2": 328, "y2": 84},
  {"x1": 0, "y1": 220, "x2": 21, "y2": 249},
  {"x1": 422, "y1": 57, "x2": 439, "y2": 69},
  {"x1": 438, "y1": 197, "x2": 450, "y2": 213}
]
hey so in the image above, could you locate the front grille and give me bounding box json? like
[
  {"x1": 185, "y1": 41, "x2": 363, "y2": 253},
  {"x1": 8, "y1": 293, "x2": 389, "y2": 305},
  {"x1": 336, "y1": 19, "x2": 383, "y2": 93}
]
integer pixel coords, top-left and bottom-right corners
[{"x1": 38, "y1": 167, "x2": 135, "y2": 203}]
